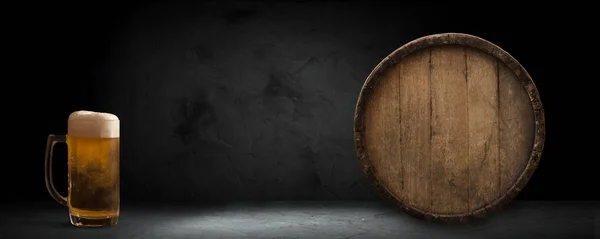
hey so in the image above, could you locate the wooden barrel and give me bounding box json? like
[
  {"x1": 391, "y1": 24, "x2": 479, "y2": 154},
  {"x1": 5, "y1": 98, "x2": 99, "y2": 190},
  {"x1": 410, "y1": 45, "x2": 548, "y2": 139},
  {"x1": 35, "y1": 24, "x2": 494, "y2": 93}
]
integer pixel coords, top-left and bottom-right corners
[{"x1": 354, "y1": 33, "x2": 545, "y2": 222}]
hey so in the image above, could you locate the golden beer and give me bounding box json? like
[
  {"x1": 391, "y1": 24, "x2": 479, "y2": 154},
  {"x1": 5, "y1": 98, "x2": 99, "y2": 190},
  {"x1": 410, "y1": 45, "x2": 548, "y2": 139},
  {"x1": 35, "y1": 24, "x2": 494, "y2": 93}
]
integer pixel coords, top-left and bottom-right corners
[
  {"x1": 45, "y1": 110, "x2": 120, "y2": 227},
  {"x1": 67, "y1": 136, "x2": 119, "y2": 226}
]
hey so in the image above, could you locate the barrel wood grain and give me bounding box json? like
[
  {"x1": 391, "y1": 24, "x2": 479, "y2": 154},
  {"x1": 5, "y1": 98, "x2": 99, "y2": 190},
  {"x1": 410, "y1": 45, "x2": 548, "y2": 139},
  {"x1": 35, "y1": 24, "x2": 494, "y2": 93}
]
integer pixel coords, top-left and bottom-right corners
[
  {"x1": 466, "y1": 47, "x2": 500, "y2": 211},
  {"x1": 399, "y1": 48, "x2": 431, "y2": 212},
  {"x1": 499, "y1": 62, "x2": 535, "y2": 193},
  {"x1": 430, "y1": 45, "x2": 469, "y2": 214},
  {"x1": 364, "y1": 62, "x2": 402, "y2": 197},
  {"x1": 354, "y1": 33, "x2": 545, "y2": 223}
]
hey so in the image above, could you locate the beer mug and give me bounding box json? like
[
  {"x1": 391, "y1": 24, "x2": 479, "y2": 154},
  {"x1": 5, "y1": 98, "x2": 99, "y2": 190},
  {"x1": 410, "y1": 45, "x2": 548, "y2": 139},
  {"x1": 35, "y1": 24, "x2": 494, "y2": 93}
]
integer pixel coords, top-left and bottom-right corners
[{"x1": 44, "y1": 110, "x2": 120, "y2": 227}]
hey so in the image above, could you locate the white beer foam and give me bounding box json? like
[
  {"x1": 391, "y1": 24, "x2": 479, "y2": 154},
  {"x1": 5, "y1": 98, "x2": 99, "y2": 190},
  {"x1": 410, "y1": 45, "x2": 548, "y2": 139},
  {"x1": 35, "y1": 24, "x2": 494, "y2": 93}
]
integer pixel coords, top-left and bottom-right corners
[{"x1": 68, "y1": 110, "x2": 120, "y2": 138}]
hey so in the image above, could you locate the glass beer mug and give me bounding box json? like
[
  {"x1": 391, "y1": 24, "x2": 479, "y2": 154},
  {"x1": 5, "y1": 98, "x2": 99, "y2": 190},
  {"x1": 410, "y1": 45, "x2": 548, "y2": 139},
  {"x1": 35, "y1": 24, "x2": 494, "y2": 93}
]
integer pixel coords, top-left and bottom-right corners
[{"x1": 44, "y1": 110, "x2": 120, "y2": 227}]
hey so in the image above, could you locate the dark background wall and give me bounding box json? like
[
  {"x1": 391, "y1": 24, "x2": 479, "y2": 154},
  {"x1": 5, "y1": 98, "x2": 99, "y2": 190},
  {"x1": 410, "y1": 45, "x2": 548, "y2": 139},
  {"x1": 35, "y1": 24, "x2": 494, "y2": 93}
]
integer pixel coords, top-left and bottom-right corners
[{"x1": 6, "y1": 1, "x2": 598, "y2": 203}]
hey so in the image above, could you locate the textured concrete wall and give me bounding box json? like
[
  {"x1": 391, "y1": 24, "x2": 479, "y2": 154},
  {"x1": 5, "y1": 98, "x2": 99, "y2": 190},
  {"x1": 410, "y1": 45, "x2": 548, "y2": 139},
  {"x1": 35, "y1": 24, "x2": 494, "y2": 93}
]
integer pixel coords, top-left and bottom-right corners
[{"x1": 95, "y1": 1, "x2": 430, "y2": 201}]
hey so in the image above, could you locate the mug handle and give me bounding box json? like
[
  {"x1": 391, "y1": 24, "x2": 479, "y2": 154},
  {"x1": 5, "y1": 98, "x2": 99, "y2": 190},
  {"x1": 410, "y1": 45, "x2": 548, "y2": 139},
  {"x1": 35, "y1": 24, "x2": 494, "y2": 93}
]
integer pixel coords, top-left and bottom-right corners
[{"x1": 44, "y1": 134, "x2": 68, "y2": 206}]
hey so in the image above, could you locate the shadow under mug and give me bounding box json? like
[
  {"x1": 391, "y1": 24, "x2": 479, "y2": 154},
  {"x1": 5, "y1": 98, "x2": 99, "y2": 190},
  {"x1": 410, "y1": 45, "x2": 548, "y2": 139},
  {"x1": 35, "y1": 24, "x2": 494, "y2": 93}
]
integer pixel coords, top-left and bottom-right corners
[{"x1": 44, "y1": 113, "x2": 120, "y2": 227}]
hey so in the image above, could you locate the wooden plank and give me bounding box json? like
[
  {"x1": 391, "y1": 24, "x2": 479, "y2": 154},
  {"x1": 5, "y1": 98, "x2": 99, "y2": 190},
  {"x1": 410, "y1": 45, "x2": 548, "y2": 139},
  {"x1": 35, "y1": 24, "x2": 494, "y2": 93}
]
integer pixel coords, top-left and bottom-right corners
[
  {"x1": 363, "y1": 62, "x2": 403, "y2": 197},
  {"x1": 430, "y1": 45, "x2": 469, "y2": 214},
  {"x1": 466, "y1": 47, "x2": 500, "y2": 211},
  {"x1": 499, "y1": 62, "x2": 535, "y2": 192},
  {"x1": 399, "y1": 48, "x2": 431, "y2": 211}
]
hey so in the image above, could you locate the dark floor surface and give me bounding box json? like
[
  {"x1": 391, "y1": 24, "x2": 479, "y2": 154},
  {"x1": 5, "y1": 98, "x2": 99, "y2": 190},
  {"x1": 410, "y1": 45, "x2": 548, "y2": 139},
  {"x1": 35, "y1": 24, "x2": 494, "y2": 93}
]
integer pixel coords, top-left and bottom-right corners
[{"x1": 1, "y1": 201, "x2": 598, "y2": 239}]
